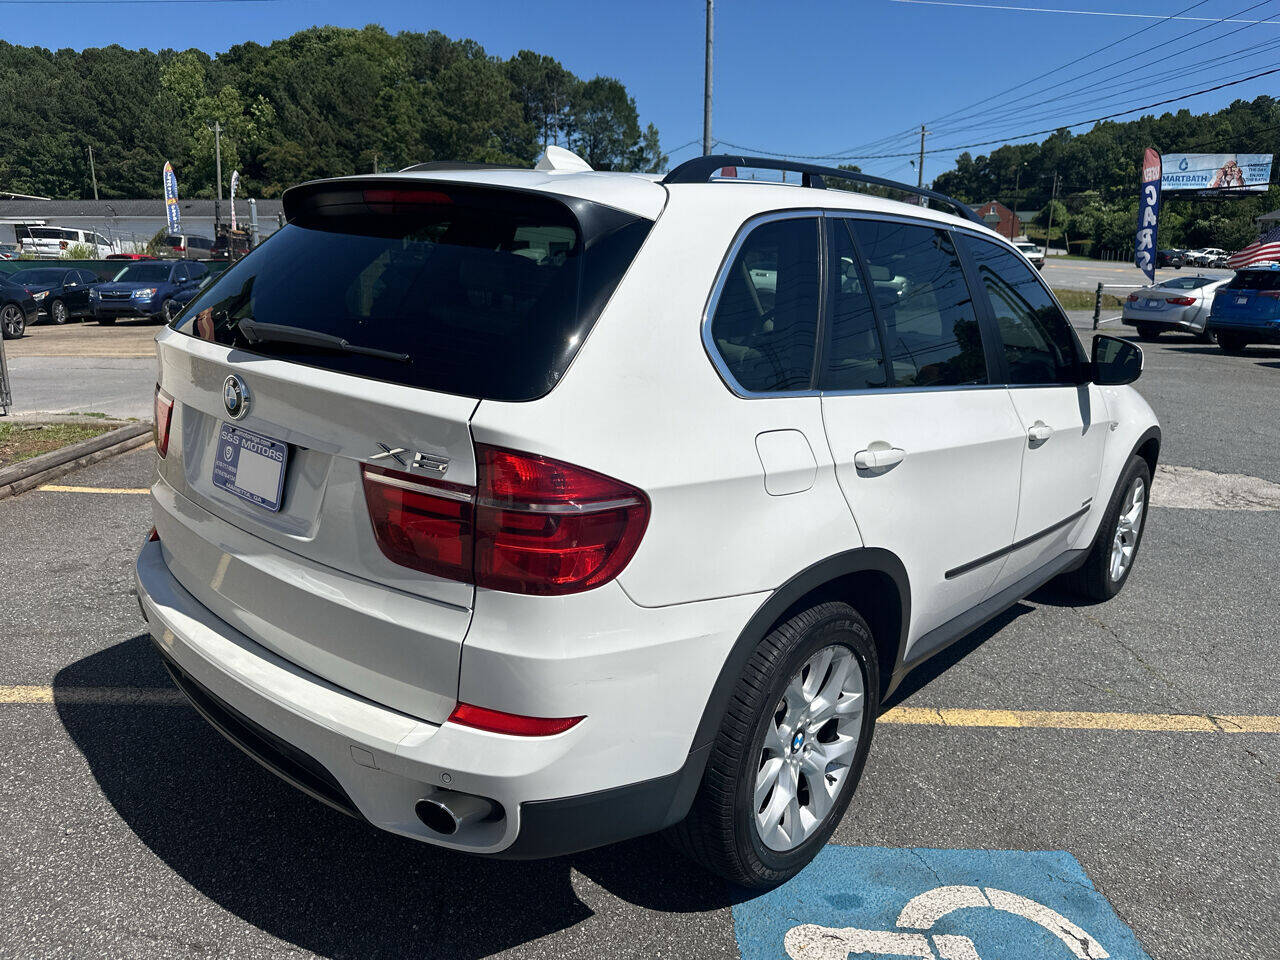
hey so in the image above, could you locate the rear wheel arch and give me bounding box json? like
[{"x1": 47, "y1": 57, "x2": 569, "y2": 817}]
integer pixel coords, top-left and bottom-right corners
[{"x1": 691, "y1": 549, "x2": 910, "y2": 755}]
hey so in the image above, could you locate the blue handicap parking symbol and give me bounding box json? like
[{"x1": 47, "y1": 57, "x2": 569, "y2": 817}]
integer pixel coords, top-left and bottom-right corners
[{"x1": 733, "y1": 847, "x2": 1152, "y2": 960}]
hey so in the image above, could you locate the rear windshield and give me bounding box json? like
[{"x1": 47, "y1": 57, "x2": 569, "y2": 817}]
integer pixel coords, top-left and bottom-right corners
[
  {"x1": 1226, "y1": 269, "x2": 1280, "y2": 291},
  {"x1": 172, "y1": 184, "x2": 651, "y2": 401},
  {"x1": 1158, "y1": 276, "x2": 1215, "y2": 290}
]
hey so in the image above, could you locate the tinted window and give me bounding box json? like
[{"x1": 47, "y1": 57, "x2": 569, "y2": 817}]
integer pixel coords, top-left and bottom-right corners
[
  {"x1": 851, "y1": 220, "x2": 987, "y2": 387},
  {"x1": 821, "y1": 220, "x2": 888, "y2": 390},
  {"x1": 189, "y1": 261, "x2": 208, "y2": 278},
  {"x1": 79, "y1": 270, "x2": 101, "y2": 284},
  {"x1": 173, "y1": 184, "x2": 651, "y2": 402},
  {"x1": 1158, "y1": 276, "x2": 1214, "y2": 290},
  {"x1": 961, "y1": 235, "x2": 1080, "y2": 385},
  {"x1": 1227, "y1": 269, "x2": 1280, "y2": 291},
  {"x1": 9, "y1": 268, "x2": 67, "y2": 285},
  {"x1": 173, "y1": 264, "x2": 189, "y2": 283},
  {"x1": 710, "y1": 217, "x2": 820, "y2": 393}
]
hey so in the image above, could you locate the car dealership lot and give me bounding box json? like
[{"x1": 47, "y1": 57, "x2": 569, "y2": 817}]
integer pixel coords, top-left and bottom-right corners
[{"x1": 1, "y1": 326, "x2": 1278, "y2": 960}]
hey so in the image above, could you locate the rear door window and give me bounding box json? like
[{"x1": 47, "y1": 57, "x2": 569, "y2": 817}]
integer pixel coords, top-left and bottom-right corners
[
  {"x1": 173, "y1": 184, "x2": 651, "y2": 402},
  {"x1": 709, "y1": 216, "x2": 820, "y2": 393},
  {"x1": 820, "y1": 219, "x2": 888, "y2": 391},
  {"x1": 959, "y1": 234, "x2": 1082, "y2": 385},
  {"x1": 850, "y1": 219, "x2": 988, "y2": 387}
]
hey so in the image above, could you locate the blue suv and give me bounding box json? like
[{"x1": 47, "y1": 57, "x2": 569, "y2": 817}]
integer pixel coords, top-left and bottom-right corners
[
  {"x1": 92, "y1": 260, "x2": 209, "y2": 325},
  {"x1": 1209, "y1": 264, "x2": 1280, "y2": 353}
]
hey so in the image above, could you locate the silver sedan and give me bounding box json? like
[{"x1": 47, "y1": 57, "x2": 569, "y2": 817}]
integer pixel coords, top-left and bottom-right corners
[{"x1": 1122, "y1": 275, "x2": 1229, "y2": 341}]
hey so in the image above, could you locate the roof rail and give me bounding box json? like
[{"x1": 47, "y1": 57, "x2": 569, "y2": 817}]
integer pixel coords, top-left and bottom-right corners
[
  {"x1": 398, "y1": 161, "x2": 520, "y2": 173},
  {"x1": 661, "y1": 154, "x2": 982, "y2": 226}
]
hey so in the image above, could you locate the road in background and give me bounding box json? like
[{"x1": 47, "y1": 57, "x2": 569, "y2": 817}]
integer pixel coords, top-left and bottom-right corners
[
  {"x1": 1043, "y1": 258, "x2": 1232, "y2": 292},
  {"x1": 2, "y1": 321, "x2": 156, "y2": 420}
]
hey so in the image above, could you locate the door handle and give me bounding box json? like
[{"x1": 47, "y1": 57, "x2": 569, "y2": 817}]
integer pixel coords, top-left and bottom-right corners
[
  {"x1": 854, "y1": 444, "x2": 906, "y2": 471},
  {"x1": 1027, "y1": 421, "x2": 1054, "y2": 444}
]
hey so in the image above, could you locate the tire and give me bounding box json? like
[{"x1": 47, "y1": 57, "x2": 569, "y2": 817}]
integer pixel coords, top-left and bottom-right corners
[
  {"x1": 667, "y1": 601, "x2": 879, "y2": 889},
  {"x1": 1193, "y1": 328, "x2": 1215, "y2": 344},
  {"x1": 1060, "y1": 456, "x2": 1151, "y2": 602},
  {"x1": 49, "y1": 298, "x2": 69, "y2": 325},
  {"x1": 1, "y1": 303, "x2": 25, "y2": 339},
  {"x1": 1134, "y1": 322, "x2": 1160, "y2": 341},
  {"x1": 159, "y1": 298, "x2": 179, "y2": 324},
  {"x1": 1217, "y1": 332, "x2": 1249, "y2": 354},
  {"x1": 96, "y1": 316, "x2": 116, "y2": 326}
]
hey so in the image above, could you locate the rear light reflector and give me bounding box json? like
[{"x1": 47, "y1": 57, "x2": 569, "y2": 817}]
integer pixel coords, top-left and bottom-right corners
[
  {"x1": 1126, "y1": 293, "x2": 1139, "y2": 302},
  {"x1": 447, "y1": 702, "x2": 584, "y2": 737},
  {"x1": 147, "y1": 526, "x2": 159, "y2": 542},
  {"x1": 362, "y1": 188, "x2": 454, "y2": 214},
  {"x1": 153, "y1": 386, "x2": 174, "y2": 458},
  {"x1": 1258, "y1": 291, "x2": 1280, "y2": 299},
  {"x1": 1165, "y1": 296, "x2": 1196, "y2": 306},
  {"x1": 361, "y1": 465, "x2": 474, "y2": 582},
  {"x1": 360, "y1": 446, "x2": 650, "y2": 595}
]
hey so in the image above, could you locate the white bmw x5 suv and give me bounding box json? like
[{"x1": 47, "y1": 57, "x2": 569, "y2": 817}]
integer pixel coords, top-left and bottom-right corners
[{"x1": 135, "y1": 152, "x2": 1159, "y2": 888}]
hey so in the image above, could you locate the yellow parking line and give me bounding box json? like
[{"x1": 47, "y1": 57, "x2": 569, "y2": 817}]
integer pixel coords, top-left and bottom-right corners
[
  {"x1": 880, "y1": 706, "x2": 1280, "y2": 734},
  {"x1": 37, "y1": 485, "x2": 150, "y2": 494},
  {"x1": 0, "y1": 685, "x2": 181, "y2": 705}
]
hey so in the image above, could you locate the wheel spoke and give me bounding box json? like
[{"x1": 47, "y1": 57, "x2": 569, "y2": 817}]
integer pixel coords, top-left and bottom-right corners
[
  {"x1": 802, "y1": 647, "x2": 834, "y2": 701},
  {"x1": 755, "y1": 756, "x2": 784, "y2": 809}
]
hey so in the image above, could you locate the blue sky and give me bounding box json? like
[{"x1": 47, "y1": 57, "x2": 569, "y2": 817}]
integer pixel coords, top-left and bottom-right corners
[{"x1": 5, "y1": 0, "x2": 1278, "y2": 183}]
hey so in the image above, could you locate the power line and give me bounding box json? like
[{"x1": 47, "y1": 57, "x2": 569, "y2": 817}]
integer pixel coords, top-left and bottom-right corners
[
  {"x1": 717, "y1": 65, "x2": 1280, "y2": 162},
  {"x1": 891, "y1": 0, "x2": 1280, "y2": 22}
]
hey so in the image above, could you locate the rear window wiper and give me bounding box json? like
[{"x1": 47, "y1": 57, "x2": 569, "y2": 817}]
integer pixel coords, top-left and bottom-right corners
[{"x1": 234, "y1": 318, "x2": 410, "y2": 363}]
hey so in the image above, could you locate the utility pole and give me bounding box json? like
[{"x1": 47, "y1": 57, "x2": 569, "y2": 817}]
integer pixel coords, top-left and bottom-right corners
[
  {"x1": 916, "y1": 124, "x2": 928, "y2": 205},
  {"x1": 1045, "y1": 170, "x2": 1059, "y2": 254},
  {"x1": 209, "y1": 120, "x2": 223, "y2": 232},
  {"x1": 373, "y1": 152, "x2": 379, "y2": 174},
  {"x1": 702, "y1": 0, "x2": 714, "y2": 156},
  {"x1": 87, "y1": 145, "x2": 99, "y2": 200},
  {"x1": 1012, "y1": 164, "x2": 1023, "y2": 239}
]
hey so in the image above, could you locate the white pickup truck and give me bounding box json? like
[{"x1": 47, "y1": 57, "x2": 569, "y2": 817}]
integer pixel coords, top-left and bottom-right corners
[{"x1": 1013, "y1": 239, "x2": 1046, "y2": 270}]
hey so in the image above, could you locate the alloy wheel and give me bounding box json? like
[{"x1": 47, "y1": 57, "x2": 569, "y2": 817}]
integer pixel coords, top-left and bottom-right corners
[
  {"x1": 52, "y1": 300, "x2": 68, "y2": 324},
  {"x1": 754, "y1": 644, "x2": 864, "y2": 851},
  {"x1": 2, "y1": 304, "x2": 23, "y2": 338},
  {"x1": 1110, "y1": 476, "x2": 1146, "y2": 582}
]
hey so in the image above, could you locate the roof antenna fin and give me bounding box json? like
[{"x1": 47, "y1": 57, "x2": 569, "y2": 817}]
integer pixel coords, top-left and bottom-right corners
[{"x1": 534, "y1": 145, "x2": 593, "y2": 173}]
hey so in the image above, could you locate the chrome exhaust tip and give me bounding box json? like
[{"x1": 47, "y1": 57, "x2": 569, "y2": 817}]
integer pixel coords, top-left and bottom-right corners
[{"x1": 415, "y1": 792, "x2": 495, "y2": 836}]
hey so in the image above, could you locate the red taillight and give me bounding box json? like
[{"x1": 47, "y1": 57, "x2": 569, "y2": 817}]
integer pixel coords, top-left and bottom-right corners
[
  {"x1": 153, "y1": 386, "x2": 174, "y2": 458},
  {"x1": 147, "y1": 526, "x2": 159, "y2": 543},
  {"x1": 447, "y1": 702, "x2": 584, "y2": 737},
  {"x1": 473, "y1": 445, "x2": 650, "y2": 595},
  {"x1": 1126, "y1": 293, "x2": 1140, "y2": 302},
  {"x1": 361, "y1": 465, "x2": 474, "y2": 582},
  {"x1": 1165, "y1": 296, "x2": 1196, "y2": 306},
  {"x1": 360, "y1": 446, "x2": 649, "y2": 595},
  {"x1": 1258, "y1": 291, "x2": 1280, "y2": 299}
]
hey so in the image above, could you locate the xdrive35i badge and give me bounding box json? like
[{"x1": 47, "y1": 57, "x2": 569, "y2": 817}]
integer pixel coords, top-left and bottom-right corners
[
  {"x1": 223, "y1": 374, "x2": 250, "y2": 420},
  {"x1": 369, "y1": 443, "x2": 450, "y2": 476}
]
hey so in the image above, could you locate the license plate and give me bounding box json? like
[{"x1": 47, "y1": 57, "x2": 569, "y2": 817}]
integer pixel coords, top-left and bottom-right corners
[
  {"x1": 1236, "y1": 296, "x2": 1249, "y2": 304},
  {"x1": 212, "y1": 423, "x2": 288, "y2": 512},
  {"x1": 1143, "y1": 299, "x2": 1160, "y2": 308}
]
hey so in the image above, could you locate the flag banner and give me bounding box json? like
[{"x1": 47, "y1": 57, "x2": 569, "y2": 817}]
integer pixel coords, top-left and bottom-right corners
[
  {"x1": 163, "y1": 162, "x2": 181, "y2": 233},
  {"x1": 1135, "y1": 148, "x2": 1161, "y2": 283},
  {"x1": 229, "y1": 169, "x2": 240, "y2": 232},
  {"x1": 1226, "y1": 226, "x2": 1280, "y2": 269},
  {"x1": 1161, "y1": 154, "x2": 1272, "y2": 194}
]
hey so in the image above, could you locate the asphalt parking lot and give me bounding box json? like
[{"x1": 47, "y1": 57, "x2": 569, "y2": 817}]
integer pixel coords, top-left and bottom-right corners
[{"x1": 2, "y1": 323, "x2": 1278, "y2": 959}]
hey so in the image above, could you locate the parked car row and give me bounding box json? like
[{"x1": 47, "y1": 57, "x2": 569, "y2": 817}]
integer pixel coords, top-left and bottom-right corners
[
  {"x1": 1156, "y1": 247, "x2": 1234, "y2": 269},
  {"x1": 1122, "y1": 263, "x2": 1280, "y2": 353},
  {"x1": 0, "y1": 259, "x2": 213, "y2": 337}
]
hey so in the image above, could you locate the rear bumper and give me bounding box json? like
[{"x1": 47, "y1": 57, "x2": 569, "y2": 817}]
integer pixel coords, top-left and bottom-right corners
[
  {"x1": 135, "y1": 534, "x2": 751, "y2": 857},
  {"x1": 1122, "y1": 306, "x2": 1203, "y2": 331},
  {"x1": 1208, "y1": 318, "x2": 1280, "y2": 342}
]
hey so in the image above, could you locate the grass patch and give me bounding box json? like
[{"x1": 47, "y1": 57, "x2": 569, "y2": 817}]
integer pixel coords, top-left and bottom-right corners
[
  {"x1": 1053, "y1": 288, "x2": 1126, "y2": 310},
  {"x1": 0, "y1": 422, "x2": 113, "y2": 468}
]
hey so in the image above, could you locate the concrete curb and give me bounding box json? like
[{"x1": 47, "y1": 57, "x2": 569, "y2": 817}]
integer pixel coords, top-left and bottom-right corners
[{"x1": 0, "y1": 421, "x2": 152, "y2": 500}]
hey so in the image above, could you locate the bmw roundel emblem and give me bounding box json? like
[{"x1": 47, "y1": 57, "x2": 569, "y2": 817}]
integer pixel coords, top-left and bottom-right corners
[{"x1": 223, "y1": 374, "x2": 250, "y2": 420}]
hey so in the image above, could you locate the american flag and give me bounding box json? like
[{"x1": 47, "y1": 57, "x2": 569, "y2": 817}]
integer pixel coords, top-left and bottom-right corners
[{"x1": 1227, "y1": 226, "x2": 1280, "y2": 269}]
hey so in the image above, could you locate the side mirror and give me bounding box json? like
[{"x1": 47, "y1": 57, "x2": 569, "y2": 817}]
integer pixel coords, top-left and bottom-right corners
[{"x1": 1090, "y1": 334, "x2": 1143, "y2": 385}]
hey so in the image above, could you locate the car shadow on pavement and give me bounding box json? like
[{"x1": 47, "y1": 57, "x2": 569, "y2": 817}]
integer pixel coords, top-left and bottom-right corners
[{"x1": 54, "y1": 635, "x2": 746, "y2": 958}]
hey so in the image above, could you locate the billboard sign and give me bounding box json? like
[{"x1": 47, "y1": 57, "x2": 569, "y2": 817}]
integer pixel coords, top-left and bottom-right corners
[
  {"x1": 1161, "y1": 153, "x2": 1272, "y2": 194},
  {"x1": 1135, "y1": 148, "x2": 1161, "y2": 283},
  {"x1": 163, "y1": 162, "x2": 181, "y2": 233}
]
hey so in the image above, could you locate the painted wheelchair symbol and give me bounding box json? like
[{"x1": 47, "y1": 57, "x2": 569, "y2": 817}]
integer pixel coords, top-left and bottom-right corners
[{"x1": 785, "y1": 884, "x2": 1109, "y2": 960}]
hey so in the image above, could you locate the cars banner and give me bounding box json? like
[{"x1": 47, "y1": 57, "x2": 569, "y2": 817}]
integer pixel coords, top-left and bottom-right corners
[
  {"x1": 1135, "y1": 148, "x2": 1160, "y2": 283},
  {"x1": 164, "y1": 162, "x2": 181, "y2": 233},
  {"x1": 1161, "y1": 153, "x2": 1272, "y2": 194}
]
